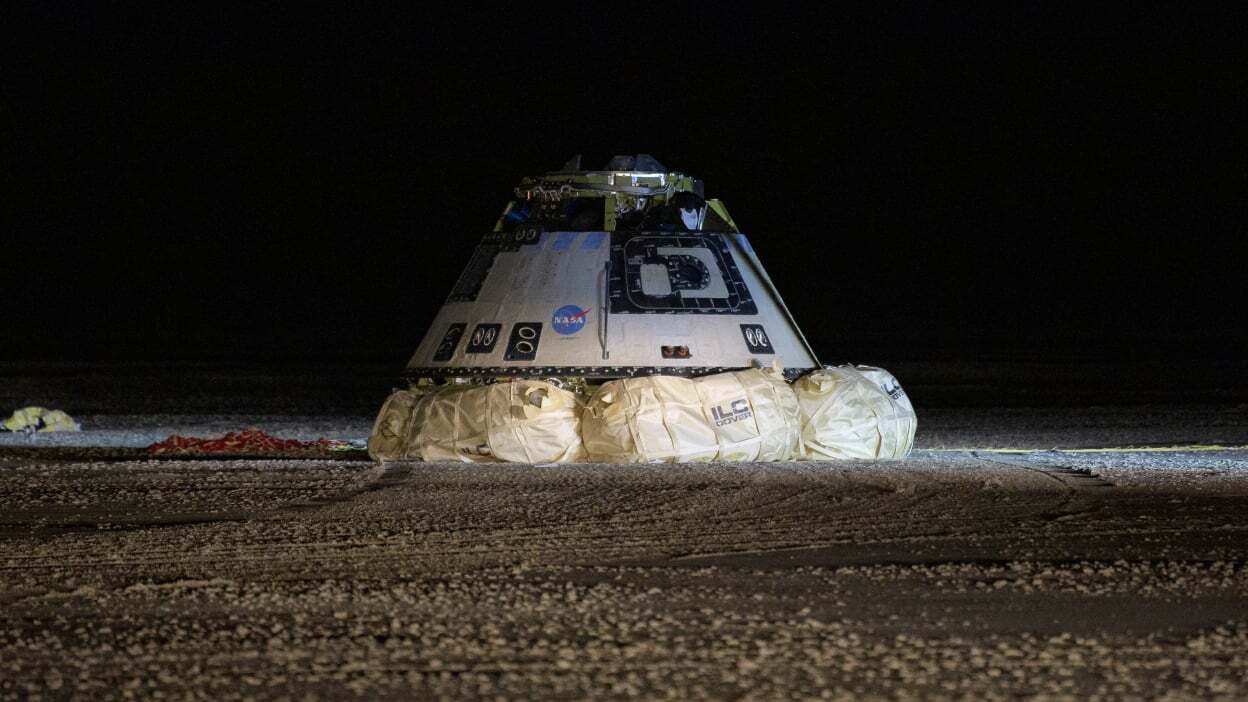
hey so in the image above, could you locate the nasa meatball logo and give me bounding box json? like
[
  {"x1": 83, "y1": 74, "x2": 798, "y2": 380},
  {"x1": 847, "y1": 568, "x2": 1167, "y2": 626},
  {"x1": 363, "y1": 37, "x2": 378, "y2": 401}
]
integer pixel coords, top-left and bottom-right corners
[{"x1": 552, "y1": 305, "x2": 589, "y2": 335}]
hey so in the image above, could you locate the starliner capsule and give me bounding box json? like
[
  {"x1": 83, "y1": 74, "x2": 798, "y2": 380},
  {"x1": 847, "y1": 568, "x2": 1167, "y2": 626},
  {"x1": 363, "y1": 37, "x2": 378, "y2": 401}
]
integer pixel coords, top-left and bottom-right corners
[
  {"x1": 370, "y1": 155, "x2": 916, "y2": 464},
  {"x1": 404, "y1": 154, "x2": 820, "y2": 387}
]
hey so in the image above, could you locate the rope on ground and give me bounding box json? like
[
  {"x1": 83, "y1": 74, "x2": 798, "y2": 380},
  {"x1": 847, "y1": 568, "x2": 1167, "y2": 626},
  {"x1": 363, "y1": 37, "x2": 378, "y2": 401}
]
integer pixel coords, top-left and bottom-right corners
[{"x1": 926, "y1": 445, "x2": 1248, "y2": 454}]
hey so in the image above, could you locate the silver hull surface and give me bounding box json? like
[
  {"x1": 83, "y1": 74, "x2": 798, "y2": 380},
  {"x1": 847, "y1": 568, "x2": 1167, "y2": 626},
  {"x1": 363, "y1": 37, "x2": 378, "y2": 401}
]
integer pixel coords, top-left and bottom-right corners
[{"x1": 406, "y1": 230, "x2": 818, "y2": 382}]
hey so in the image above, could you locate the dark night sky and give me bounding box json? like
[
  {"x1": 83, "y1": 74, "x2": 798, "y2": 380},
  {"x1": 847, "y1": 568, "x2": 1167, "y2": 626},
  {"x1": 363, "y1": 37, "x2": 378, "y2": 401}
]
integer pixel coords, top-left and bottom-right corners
[{"x1": 8, "y1": 5, "x2": 1244, "y2": 364}]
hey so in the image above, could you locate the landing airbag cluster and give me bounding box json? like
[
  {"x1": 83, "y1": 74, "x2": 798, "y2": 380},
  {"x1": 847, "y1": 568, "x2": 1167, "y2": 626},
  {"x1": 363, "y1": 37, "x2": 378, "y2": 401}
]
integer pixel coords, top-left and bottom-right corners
[{"x1": 369, "y1": 365, "x2": 915, "y2": 464}]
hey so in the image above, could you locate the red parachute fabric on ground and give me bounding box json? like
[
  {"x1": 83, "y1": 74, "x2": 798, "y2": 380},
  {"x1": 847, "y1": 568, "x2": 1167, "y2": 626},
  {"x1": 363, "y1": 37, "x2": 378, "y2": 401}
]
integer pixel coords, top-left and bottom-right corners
[{"x1": 147, "y1": 430, "x2": 346, "y2": 456}]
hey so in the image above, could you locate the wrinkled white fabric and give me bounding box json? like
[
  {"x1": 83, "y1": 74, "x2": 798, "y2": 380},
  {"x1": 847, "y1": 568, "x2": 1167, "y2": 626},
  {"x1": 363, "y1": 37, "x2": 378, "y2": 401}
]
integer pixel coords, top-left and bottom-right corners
[
  {"x1": 2, "y1": 407, "x2": 80, "y2": 433},
  {"x1": 369, "y1": 381, "x2": 586, "y2": 463},
  {"x1": 582, "y1": 366, "x2": 801, "y2": 463},
  {"x1": 367, "y1": 390, "x2": 420, "y2": 461},
  {"x1": 481, "y1": 381, "x2": 586, "y2": 463},
  {"x1": 794, "y1": 365, "x2": 916, "y2": 460},
  {"x1": 743, "y1": 366, "x2": 803, "y2": 460}
]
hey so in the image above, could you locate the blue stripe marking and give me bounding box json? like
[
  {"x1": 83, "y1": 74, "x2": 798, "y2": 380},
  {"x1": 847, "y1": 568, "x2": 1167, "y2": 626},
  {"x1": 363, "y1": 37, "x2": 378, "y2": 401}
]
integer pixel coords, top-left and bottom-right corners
[{"x1": 581, "y1": 231, "x2": 606, "y2": 250}]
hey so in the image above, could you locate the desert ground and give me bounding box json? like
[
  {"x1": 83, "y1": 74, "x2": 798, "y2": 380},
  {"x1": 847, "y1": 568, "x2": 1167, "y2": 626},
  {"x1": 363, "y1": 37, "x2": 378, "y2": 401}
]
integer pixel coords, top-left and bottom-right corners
[{"x1": 1, "y1": 360, "x2": 1246, "y2": 700}]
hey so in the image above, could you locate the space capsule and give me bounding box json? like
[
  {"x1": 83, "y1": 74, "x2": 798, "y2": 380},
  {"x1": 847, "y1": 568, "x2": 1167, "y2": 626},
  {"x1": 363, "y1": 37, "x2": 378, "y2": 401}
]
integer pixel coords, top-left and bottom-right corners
[{"x1": 404, "y1": 154, "x2": 819, "y2": 386}]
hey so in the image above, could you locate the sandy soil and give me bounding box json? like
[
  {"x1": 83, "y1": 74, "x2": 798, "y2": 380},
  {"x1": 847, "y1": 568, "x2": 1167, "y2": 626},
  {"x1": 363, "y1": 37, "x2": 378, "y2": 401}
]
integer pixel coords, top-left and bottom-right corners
[
  {"x1": 1, "y1": 451, "x2": 1246, "y2": 700},
  {"x1": 1, "y1": 361, "x2": 1247, "y2": 699}
]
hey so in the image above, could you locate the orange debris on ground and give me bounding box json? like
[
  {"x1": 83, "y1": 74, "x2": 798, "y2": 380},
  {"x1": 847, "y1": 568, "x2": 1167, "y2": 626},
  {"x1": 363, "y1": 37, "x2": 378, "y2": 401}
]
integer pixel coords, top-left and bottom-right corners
[{"x1": 147, "y1": 430, "x2": 348, "y2": 456}]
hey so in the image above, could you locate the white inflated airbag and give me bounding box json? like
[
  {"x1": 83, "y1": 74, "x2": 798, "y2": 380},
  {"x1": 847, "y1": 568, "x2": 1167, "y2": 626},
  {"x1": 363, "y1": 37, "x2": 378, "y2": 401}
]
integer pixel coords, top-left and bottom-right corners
[{"x1": 794, "y1": 365, "x2": 916, "y2": 460}]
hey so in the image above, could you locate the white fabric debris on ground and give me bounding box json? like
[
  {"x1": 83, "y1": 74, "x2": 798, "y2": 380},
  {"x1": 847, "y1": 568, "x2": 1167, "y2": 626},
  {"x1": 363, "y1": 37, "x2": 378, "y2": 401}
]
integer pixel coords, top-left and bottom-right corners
[{"x1": 2, "y1": 407, "x2": 80, "y2": 433}]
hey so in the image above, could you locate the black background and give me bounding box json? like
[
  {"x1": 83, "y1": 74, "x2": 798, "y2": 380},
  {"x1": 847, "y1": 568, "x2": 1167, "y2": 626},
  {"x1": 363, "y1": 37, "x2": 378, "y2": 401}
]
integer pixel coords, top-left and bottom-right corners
[{"x1": 8, "y1": 5, "x2": 1244, "y2": 365}]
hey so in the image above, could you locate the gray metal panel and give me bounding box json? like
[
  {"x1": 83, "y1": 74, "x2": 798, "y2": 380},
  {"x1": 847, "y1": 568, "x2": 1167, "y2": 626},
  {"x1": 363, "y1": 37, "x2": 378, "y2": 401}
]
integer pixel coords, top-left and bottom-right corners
[{"x1": 406, "y1": 231, "x2": 818, "y2": 377}]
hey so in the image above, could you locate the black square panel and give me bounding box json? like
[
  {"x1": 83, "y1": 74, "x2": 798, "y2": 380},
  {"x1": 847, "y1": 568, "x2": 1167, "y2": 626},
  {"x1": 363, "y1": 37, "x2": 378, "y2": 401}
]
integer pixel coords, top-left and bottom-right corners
[
  {"x1": 740, "y1": 324, "x2": 775, "y2": 354},
  {"x1": 432, "y1": 323, "x2": 467, "y2": 362},
  {"x1": 504, "y1": 323, "x2": 542, "y2": 361},
  {"x1": 466, "y1": 324, "x2": 503, "y2": 354},
  {"x1": 608, "y1": 232, "x2": 757, "y2": 315}
]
